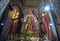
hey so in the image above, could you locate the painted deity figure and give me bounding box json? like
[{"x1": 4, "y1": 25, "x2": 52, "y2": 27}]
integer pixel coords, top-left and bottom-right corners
[
  {"x1": 25, "y1": 19, "x2": 35, "y2": 33},
  {"x1": 28, "y1": 19, "x2": 35, "y2": 32}
]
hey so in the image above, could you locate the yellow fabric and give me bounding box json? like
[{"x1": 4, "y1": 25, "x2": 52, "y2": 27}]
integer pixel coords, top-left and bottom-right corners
[
  {"x1": 11, "y1": 12, "x2": 19, "y2": 19},
  {"x1": 25, "y1": 24, "x2": 29, "y2": 29},
  {"x1": 42, "y1": 13, "x2": 45, "y2": 17}
]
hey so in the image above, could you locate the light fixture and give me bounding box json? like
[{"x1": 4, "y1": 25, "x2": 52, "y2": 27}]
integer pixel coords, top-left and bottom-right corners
[
  {"x1": 49, "y1": 23, "x2": 52, "y2": 26},
  {"x1": 1, "y1": 23, "x2": 4, "y2": 26},
  {"x1": 44, "y1": 5, "x2": 50, "y2": 11}
]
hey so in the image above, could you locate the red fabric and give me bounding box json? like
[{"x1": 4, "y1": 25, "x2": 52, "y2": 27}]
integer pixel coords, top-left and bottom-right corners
[
  {"x1": 28, "y1": 22, "x2": 35, "y2": 31},
  {"x1": 45, "y1": 14, "x2": 53, "y2": 38},
  {"x1": 42, "y1": 14, "x2": 53, "y2": 38},
  {"x1": 42, "y1": 17, "x2": 49, "y2": 34},
  {"x1": 9, "y1": 19, "x2": 18, "y2": 34}
]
